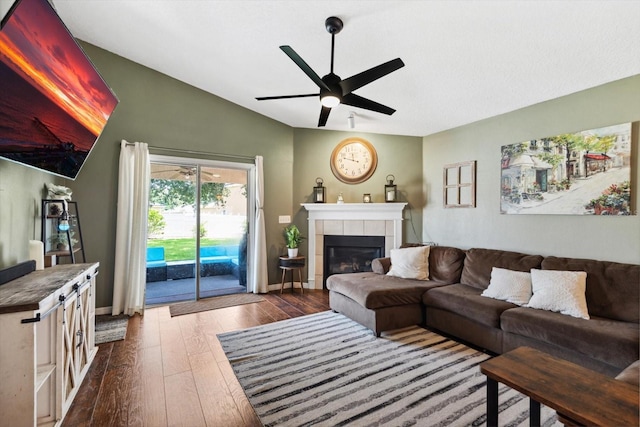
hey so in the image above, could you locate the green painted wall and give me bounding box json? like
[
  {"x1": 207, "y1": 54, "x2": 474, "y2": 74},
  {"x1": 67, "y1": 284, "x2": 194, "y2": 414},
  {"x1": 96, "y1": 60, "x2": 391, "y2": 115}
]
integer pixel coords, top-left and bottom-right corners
[
  {"x1": 423, "y1": 75, "x2": 640, "y2": 264},
  {"x1": 0, "y1": 162, "x2": 58, "y2": 268},
  {"x1": 291, "y1": 129, "x2": 424, "y2": 253},
  {"x1": 62, "y1": 43, "x2": 294, "y2": 308}
]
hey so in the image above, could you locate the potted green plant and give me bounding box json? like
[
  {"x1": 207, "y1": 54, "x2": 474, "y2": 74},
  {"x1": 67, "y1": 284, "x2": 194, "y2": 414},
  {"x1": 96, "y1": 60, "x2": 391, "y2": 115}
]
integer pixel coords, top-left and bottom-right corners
[
  {"x1": 48, "y1": 230, "x2": 78, "y2": 252},
  {"x1": 283, "y1": 224, "x2": 304, "y2": 257}
]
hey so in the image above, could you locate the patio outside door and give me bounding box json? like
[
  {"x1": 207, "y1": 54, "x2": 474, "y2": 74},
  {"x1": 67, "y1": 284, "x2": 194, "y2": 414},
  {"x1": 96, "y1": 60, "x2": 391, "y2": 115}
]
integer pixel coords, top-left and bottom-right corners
[{"x1": 145, "y1": 157, "x2": 250, "y2": 306}]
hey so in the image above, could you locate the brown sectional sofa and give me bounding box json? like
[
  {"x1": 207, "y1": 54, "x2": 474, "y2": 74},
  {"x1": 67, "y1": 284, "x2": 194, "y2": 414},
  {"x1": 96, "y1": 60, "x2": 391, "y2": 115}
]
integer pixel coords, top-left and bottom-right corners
[
  {"x1": 326, "y1": 246, "x2": 640, "y2": 377},
  {"x1": 327, "y1": 246, "x2": 464, "y2": 335}
]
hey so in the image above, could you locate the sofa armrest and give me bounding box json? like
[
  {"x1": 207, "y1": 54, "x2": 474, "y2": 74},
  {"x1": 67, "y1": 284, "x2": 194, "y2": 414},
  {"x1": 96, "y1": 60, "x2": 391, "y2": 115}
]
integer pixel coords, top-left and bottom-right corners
[
  {"x1": 372, "y1": 257, "x2": 391, "y2": 274},
  {"x1": 616, "y1": 360, "x2": 640, "y2": 388}
]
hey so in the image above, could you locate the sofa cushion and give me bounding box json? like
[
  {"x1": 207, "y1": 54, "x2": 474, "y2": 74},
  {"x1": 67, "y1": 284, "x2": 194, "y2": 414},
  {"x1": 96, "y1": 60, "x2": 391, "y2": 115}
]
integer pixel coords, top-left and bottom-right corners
[
  {"x1": 326, "y1": 272, "x2": 442, "y2": 310},
  {"x1": 371, "y1": 257, "x2": 391, "y2": 274},
  {"x1": 460, "y1": 248, "x2": 543, "y2": 290},
  {"x1": 423, "y1": 283, "x2": 517, "y2": 328},
  {"x1": 541, "y1": 256, "x2": 640, "y2": 323},
  {"x1": 527, "y1": 269, "x2": 589, "y2": 319},
  {"x1": 429, "y1": 246, "x2": 466, "y2": 284},
  {"x1": 200, "y1": 246, "x2": 226, "y2": 257},
  {"x1": 387, "y1": 246, "x2": 430, "y2": 280},
  {"x1": 481, "y1": 267, "x2": 532, "y2": 306},
  {"x1": 501, "y1": 307, "x2": 639, "y2": 370},
  {"x1": 371, "y1": 246, "x2": 465, "y2": 284},
  {"x1": 146, "y1": 247, "x2": 167, "y2": 267}
]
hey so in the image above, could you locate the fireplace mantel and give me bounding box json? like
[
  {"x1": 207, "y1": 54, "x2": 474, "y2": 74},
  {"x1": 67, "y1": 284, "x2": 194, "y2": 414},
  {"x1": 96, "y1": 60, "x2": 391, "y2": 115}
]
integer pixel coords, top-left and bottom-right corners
[
  {"x1": 301, "y1": 203, "x2": 407, "y2": 289},
  {"x1": 301, "y1": 203, "x2": 407, "y2": 220}
]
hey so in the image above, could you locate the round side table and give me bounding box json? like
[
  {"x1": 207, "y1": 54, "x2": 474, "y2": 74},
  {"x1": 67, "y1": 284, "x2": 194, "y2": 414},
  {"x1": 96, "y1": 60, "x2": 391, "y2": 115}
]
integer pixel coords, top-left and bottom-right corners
[{"x1": 278, "y1": 256, "x2": 305, "y2": 294}]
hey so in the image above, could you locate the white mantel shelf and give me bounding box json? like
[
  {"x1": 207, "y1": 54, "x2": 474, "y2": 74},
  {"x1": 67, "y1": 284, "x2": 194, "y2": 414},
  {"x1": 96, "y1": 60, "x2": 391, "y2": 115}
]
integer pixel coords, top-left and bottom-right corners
[
  {"x1": 301, "y1": 202, "x2": 407, "y2": 289},
  {"x1": 301, "y1": 203, "x2": 407, "y2": 220}
]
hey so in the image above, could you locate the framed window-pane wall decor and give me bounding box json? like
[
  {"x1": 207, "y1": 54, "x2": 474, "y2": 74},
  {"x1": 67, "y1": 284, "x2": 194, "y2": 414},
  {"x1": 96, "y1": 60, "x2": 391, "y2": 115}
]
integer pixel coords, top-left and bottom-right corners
[{"x1": 443, "y1": 161, "x2": 476, "y2": 208}]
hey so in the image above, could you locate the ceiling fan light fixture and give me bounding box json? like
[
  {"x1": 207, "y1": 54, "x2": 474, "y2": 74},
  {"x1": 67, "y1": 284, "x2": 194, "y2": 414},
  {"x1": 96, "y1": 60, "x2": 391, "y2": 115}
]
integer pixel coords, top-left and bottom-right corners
[
  {"x1": 321, "y1": 94, "x2": 341, "y2": 108},
  {"x1": 257, "y1": 16, "x2": 404, "y2": 127}
]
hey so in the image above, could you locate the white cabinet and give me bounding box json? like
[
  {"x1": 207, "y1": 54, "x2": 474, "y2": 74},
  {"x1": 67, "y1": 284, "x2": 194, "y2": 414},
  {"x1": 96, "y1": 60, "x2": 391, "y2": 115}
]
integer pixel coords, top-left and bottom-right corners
[{"x1": 0, "y1": 263, "x2": 99, "y2": 427}]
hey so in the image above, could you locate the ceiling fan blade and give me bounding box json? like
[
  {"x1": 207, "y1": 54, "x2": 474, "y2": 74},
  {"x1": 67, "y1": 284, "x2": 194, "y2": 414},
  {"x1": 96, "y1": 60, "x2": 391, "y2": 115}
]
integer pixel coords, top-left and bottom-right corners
[
  {"x1": 342, "y1": 93, "x2": 396, "y2": 115},
  {"x1": 339, "y1": 58, "x2": 405, "y2": 95},
  {"x1": 318, "y1": 106, "x2": 331, "y2": 127},
  {"x1": 280, "y1": 46, "x2": 331, "y2": 91},
  {"x1": 256, "y1": 93, "x2": 318, "y2": 101}
]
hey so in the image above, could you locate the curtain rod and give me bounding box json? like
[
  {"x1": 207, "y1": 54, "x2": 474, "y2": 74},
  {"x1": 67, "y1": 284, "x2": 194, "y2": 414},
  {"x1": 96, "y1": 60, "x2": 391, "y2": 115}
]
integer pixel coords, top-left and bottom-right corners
[{"x1": 124, "y1": 142, "x2": 255, "y2": 161}]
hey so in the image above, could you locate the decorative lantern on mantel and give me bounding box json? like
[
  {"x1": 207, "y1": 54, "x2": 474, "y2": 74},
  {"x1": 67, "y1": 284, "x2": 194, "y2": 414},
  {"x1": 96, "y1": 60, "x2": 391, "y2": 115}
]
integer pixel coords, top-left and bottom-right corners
[
  {"x1": 385, "y1": 174, "x2": 397, "y2": 202},
  {"x1": 314, "y1": 177, "x2": 326, "y2": 203}
]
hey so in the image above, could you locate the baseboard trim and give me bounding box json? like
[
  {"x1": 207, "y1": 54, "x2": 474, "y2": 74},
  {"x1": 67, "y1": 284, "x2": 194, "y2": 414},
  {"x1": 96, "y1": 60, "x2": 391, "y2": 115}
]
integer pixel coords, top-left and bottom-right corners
[
  {"x1": 97, "y1": 282, "x2": 316, "y2": 314},
  {"x1": 95, "y1": 306, "x2": 112, "y2": 315},
  {"x1": 268, "y1": 282, "x2": 309, "y2": 292}
]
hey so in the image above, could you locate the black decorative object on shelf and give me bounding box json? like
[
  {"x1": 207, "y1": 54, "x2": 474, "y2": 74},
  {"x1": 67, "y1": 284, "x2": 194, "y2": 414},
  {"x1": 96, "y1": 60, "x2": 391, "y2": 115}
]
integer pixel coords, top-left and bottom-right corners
[
  {"x1": 385, "y1": 174, "x2": 397, "y2": 202},
  {"x1": 314, "y1": 177, "x2": 326, "y2": 203}
]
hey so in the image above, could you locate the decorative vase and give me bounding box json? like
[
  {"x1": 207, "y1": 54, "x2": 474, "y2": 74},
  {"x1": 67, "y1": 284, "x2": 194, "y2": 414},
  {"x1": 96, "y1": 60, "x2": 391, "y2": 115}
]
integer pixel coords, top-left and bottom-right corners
[{"x1": 288, "y1": 248, "x2": 298, "y2": 258}]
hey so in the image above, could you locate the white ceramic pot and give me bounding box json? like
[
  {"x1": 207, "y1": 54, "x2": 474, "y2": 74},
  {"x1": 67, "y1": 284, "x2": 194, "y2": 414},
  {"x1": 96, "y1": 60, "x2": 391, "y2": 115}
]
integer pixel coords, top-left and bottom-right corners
[{"x1": 287, "y1": 248, "x2": 298, "y2": 258}]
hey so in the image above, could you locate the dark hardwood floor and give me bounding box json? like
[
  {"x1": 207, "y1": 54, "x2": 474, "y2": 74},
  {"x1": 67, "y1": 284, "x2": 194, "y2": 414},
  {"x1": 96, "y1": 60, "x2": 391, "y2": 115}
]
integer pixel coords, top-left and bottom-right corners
[{"x1": 64, "y1": 289, "x2": 330, "y2": 427}]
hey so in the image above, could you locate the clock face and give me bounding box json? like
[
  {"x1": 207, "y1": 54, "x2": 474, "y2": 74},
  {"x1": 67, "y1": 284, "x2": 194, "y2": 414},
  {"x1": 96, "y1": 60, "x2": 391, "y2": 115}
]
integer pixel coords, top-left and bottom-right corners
[{"x1": 330, "y1": 138, "x2": 378, "y2": 184}]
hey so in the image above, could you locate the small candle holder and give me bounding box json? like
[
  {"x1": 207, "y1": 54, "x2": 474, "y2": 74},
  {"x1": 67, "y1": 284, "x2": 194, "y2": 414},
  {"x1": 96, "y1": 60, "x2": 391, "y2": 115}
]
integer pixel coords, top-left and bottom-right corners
[
  {"x1": 385, "y1": 174, "x2": 397, "y2": 202},
  {"x1": 313, "y1": 177, "x2": 325, "y2": 203},
  {"x1": 363, "y1": 193, "x2": 371, "y2": 203}
]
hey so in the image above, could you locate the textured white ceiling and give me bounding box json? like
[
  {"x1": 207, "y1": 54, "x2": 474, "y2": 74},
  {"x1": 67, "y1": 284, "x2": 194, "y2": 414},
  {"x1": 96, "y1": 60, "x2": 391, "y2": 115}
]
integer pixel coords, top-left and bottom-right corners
[{"x1": 9, "y1": 1, "x2": 640, "y2": 137}]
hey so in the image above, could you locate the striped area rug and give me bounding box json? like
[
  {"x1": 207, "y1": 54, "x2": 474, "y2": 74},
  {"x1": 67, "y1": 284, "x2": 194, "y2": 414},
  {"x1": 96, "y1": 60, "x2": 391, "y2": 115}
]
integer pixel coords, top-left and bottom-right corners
[{"x1": 218, "y1": 311, "x2": 562, "y2": 427}]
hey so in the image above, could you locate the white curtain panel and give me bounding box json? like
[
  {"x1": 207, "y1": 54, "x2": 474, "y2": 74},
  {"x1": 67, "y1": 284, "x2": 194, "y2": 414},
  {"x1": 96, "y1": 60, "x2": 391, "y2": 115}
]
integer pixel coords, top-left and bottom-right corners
[
  {"x1": 112, "y1": 140, "x2": 150, "y2": 315},
  {"x1": 250, "y1": 155, "x2": 269, "y2": 293}
]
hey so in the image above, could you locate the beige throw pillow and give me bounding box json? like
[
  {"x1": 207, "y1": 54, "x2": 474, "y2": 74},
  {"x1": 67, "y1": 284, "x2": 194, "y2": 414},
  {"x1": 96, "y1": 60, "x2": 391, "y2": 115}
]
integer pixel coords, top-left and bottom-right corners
[
  {"x1": 527, "y1": 269, "x2": 589, "y2": 319},
  {"x1": 387, "y1": 246, "x2": 430, "y2": 280},
  {"x1": 481, "y1": 267, "x2": 532, "y2": 306}
]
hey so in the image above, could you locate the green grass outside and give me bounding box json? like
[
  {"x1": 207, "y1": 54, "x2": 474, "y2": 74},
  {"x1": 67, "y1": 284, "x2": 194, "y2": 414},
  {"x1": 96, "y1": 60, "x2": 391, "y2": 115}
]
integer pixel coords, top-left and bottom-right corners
[{"x1": 147, "y1": 237, "x2": 239, "y2": 262}]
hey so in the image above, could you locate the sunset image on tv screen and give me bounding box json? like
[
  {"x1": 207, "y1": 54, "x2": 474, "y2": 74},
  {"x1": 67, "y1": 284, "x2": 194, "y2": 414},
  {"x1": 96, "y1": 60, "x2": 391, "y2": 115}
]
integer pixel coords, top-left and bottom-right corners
[{"x1": 0, "y1": 0, "x2": 118, "y2": 179}]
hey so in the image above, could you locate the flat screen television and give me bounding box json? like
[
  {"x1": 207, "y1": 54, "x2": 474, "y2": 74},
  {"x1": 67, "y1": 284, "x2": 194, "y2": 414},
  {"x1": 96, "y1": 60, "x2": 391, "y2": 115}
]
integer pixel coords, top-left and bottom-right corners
[{"x1": 0, "y1": 0, "x2": 118, "y2": 179}]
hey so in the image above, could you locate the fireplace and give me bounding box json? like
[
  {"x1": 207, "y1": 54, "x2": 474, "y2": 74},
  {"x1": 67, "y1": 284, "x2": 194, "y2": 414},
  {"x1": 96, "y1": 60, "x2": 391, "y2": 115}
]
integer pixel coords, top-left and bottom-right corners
[
  {"x1": 323, "y1": 235, "x2": 385, "y2": 286},
  {"x1": 301, "y1": 203, "x2": 407, "y2": 289}
]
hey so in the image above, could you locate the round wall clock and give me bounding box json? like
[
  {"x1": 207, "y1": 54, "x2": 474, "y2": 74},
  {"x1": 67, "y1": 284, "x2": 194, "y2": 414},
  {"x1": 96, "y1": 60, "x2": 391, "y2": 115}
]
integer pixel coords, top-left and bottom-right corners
[{"x1": 330, "y1": 137, "x2": 378, "y2": 184}]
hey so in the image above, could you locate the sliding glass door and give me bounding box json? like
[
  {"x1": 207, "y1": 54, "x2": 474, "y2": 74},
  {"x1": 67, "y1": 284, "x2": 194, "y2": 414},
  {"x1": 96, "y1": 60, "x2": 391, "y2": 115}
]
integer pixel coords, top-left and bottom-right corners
[
  {"x1": 145, "y1": 156, "x2": 251, "y2": 306},
  {"x1": 197, "y1": 165, "x2": 248, "y2": 299}
]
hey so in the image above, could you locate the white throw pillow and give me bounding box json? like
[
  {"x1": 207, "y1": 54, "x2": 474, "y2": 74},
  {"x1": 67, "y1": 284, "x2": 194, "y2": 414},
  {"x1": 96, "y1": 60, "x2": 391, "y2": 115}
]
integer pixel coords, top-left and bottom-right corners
[
  {"x1": 481, "y1": 267, "x2": 532, "y2": 306},
  {"x1": 387, "y1": 246, "x2": 430, "y2": 280},
  {"x1": 527, "y1": 269, "x2": 589, "y2": 319}
]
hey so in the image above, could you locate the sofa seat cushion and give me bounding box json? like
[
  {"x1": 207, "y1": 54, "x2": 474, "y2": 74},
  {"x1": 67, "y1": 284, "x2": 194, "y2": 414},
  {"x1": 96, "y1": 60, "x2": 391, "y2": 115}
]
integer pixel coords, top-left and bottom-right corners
[
  {"x1": 423, "y1": 284, "x2": 517, "y2": 328},
  {"x1": 326, "y1": 272, "x2": 442, "y2": 310},
  {"x1": 501, "y1": 307, "x2": 639, "y2": 369}
]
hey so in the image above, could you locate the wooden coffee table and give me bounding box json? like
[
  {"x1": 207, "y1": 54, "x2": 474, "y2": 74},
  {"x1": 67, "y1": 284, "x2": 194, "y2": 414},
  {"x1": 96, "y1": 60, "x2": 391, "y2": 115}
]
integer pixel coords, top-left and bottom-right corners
[{"x1": 480, "y1": 346, "x2": 639, "y2": 427}]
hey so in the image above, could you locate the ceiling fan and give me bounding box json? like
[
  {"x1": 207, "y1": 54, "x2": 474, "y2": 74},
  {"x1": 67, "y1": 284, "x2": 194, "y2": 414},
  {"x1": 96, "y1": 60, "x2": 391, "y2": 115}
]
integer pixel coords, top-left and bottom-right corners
[
  {"x1": 151, "y1": 166, "x2": 218, "y2": 181},
  {"x1": 256, "y1": 16, "x2": 405, "y2": 127}
]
